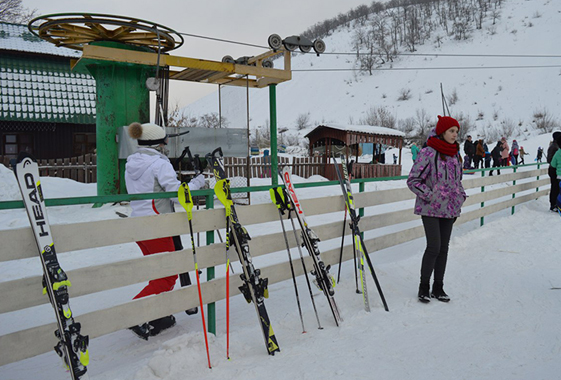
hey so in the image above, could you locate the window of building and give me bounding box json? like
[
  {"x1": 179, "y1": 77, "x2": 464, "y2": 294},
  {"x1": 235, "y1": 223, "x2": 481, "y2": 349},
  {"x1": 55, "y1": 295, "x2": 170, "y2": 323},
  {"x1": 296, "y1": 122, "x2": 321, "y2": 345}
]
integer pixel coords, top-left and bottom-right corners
[
  {"x1": 73, "y1": 133, "x2": 96, "y2": 156},
  {"x1": 2, "y1": 134, "x2": 33, "y2": 159}
]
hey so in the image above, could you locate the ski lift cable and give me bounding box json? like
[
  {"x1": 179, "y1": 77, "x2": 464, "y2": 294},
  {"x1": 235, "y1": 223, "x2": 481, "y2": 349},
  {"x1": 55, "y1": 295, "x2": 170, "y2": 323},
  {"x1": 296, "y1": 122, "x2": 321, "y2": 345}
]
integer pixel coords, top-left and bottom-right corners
[
  {"x1": 292, "y1": 65, "x2": 561, "y2": 72},
  {"x1": 178, "y1": 31, "x2": 561, "y2": 59}
]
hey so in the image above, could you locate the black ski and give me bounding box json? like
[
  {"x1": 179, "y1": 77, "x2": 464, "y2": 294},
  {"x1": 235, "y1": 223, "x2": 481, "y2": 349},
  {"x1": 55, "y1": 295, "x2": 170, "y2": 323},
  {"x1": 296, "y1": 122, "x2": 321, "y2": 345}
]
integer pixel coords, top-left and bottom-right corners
[
  {"x1": 13, "y1": 153, "x2": 90, "y2": 380},
  {"x1": 333, "y1": 156, "x2": 389, "y2": 312},
  {"x1": 333, "y1": 157, "x2": 370, "y2": 311},
  {"x1": 207, "y1": 148, "x2": 280, "y2": 356},
  {"x1": 280, "y1": 167, "x2": 343, "y2": 326}
]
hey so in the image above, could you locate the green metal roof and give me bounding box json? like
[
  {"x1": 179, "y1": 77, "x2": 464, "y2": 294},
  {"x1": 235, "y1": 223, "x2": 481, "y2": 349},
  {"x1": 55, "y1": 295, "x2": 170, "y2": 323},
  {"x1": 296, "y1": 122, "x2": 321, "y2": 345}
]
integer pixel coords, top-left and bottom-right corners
[{"x1": 0, "y1": 53, "x2": 96, "y2": 124}]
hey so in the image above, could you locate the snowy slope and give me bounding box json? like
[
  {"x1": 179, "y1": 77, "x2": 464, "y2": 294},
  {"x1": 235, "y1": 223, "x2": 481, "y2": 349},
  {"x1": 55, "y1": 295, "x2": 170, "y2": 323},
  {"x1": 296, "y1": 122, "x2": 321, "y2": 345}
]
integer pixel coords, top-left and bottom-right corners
[{"x1": 183, "y1": 0, "x2": 560, "y2": 143}]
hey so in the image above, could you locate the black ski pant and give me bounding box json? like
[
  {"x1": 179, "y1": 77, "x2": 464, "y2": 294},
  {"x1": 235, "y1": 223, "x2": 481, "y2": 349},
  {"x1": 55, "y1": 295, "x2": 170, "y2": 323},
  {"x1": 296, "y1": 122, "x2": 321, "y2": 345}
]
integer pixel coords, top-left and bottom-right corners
[
  {"x1": 549, "y1": 166, "x2": 559, "y2": 209},
  {"x1": 420, "y1": 216, "x2": 456, "y2": 285}
]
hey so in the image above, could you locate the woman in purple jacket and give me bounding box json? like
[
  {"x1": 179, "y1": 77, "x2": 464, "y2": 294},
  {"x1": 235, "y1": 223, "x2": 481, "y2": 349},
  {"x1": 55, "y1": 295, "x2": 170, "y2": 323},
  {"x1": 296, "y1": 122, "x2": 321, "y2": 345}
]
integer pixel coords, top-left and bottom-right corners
[{"x1": 407, "y1": 116, "x2": 467, "y2": 303}]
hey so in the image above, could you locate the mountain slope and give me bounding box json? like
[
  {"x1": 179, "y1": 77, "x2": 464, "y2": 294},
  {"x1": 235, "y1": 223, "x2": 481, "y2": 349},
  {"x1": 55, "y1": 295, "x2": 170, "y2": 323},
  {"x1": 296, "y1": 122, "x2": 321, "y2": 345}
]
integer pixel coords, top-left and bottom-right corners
[{"x1": 183, "y1": 0, "x2": 560, "y2": 145}]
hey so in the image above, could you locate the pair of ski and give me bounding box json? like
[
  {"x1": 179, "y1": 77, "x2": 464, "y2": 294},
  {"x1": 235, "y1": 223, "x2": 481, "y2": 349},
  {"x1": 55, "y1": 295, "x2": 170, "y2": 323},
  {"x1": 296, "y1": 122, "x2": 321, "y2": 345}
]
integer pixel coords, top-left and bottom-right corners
[
  {"x1": 271, "y1": 167, "x2": 343, "y2": 329},
  {"x1": 203, "y1": 148, "x2": 281, "y2": 359},
  {"x1": 333, "y1": 155, "x2": 389, "y2": 312},
  {"x1": 178, "y1": 147, "x2": 281, "y2": 366},
  {"x1": 13, "y1": 153, "x2": 90, "y2": 380}
]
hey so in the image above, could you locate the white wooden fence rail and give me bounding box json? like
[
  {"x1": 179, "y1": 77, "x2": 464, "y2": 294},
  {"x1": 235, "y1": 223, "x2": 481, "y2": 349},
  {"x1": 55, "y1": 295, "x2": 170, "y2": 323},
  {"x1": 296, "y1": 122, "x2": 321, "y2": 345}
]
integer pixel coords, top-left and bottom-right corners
[{"x1": 0, "y1": 167, "x2": 549, "y2": 366}]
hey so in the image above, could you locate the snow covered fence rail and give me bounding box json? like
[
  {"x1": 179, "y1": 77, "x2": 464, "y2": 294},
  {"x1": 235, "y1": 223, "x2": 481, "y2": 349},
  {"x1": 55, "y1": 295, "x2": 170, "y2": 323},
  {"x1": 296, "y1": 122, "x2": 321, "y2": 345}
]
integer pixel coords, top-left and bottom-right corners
[{"x1": 0, "y1": 166, "x2": 549, "y2": 366}]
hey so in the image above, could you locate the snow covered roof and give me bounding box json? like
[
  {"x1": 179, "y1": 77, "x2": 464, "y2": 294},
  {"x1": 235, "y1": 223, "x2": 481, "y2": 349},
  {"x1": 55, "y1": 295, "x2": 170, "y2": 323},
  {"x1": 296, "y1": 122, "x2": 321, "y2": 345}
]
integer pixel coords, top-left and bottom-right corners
[
  {"x1": 0, "y1": 22, "x2": 81, "y2": 58},
  {"x1": 0, "y1": 55, "x2": 96, "y2": 124},
  {"x1": 0, "y1": 23, "x2": 96, "y2": 124},
  {"x1": 307, "y1": 123, "x2": 405, "y2": 138}
]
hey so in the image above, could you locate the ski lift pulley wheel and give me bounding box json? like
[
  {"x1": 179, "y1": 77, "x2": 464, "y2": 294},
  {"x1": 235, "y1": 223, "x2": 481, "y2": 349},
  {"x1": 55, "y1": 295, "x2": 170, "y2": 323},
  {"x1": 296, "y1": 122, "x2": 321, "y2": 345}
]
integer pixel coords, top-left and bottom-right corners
[
  {"x1": 313, "y1": 39, "x2": 326, "y2": 55},
  {"x1": 267, "y1": 33, "x2": 283, "y2": 51},
  {"x1": 262, "y1": 59, "x2": 274, "y2": 69},
  {"x1": 27, "y1": 13, "x2": 184, "y2": 52},
  {"x1": 145, "y1": 77, "x2": 160, "y2": 91},
  {"x1": 222, "y1": 55, "x2": 235, "y2": 63}
]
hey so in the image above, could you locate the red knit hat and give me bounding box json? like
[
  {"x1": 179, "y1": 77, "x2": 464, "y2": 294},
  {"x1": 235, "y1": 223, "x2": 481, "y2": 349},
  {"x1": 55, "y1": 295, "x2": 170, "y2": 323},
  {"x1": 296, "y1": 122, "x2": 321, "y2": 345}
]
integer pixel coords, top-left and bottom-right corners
[{"x1": 436, "y1": 115, "x2": 460, "y2": 136}]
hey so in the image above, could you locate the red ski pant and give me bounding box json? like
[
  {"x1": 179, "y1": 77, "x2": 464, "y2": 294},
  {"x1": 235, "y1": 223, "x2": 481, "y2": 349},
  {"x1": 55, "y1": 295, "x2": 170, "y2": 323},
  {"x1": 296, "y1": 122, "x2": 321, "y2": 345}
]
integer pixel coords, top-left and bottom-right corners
[{"x1": 133, "y1": 237, "x2": 178, "y2": 300}]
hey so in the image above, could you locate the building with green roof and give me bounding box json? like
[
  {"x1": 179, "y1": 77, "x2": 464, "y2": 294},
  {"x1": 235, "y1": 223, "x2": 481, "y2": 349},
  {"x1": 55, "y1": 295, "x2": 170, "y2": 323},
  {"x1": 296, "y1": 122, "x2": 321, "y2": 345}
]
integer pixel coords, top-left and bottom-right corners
[{"x1": 0, "y1": 22, "x2": 97, "y2": 161}]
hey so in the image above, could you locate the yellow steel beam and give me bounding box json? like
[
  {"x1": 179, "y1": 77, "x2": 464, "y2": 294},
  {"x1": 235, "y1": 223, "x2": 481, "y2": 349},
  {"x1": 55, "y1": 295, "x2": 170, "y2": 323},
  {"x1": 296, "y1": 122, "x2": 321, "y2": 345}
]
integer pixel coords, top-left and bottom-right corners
[{"x1": 76, "y1": 44, "x2": 291, "y2": 85}]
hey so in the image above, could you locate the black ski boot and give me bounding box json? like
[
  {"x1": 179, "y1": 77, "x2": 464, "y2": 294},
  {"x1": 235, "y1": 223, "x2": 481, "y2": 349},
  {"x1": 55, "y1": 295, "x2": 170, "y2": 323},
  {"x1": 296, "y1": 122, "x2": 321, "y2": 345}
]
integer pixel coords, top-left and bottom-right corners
[
  {"x1": 418, "y1": 282, "x2": 430, "y2": 303},
  {"x1": 149, "y1": 315, "x2": 176, "y2": 336},
  {"x1": 129, "y1": 322, "x2": 151, "y2": 340},
  {"x1": 431, "y1": 281, "x2": 450, "y2": 302},
  {"x1": 185, "y1": 307, "x2": 198, "y2": 315}
]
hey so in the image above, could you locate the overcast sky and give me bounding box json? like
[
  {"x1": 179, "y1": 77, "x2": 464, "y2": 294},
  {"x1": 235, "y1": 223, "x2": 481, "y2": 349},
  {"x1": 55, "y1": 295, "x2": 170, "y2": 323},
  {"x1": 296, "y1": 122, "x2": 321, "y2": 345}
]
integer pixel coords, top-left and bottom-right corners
[{"x1": 23, "y1": 0, "x2": 373, "y2": 107}]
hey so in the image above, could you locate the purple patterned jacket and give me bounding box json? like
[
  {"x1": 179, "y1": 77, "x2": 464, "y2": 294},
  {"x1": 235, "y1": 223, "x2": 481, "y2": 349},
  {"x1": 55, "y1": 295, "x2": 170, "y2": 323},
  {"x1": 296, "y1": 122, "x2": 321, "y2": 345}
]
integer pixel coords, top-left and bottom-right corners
[{"x1": 407, "y1": 146, "x2": 467, "y2": 218}]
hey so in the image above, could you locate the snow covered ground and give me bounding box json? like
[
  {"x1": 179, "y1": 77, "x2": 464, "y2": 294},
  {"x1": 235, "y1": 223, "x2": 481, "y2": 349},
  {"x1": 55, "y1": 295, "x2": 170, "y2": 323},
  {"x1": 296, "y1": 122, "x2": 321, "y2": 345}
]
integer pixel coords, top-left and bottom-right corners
[{"x1": 1, "y1": 132, "x2": 559, "y2": 380}]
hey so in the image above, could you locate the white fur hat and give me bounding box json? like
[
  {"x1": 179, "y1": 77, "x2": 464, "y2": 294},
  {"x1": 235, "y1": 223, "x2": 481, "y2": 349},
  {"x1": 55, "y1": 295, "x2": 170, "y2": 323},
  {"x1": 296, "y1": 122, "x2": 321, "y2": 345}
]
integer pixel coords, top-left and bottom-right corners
[{"x1": 128, "y1": 122, "x2": 167, "y2": 146}]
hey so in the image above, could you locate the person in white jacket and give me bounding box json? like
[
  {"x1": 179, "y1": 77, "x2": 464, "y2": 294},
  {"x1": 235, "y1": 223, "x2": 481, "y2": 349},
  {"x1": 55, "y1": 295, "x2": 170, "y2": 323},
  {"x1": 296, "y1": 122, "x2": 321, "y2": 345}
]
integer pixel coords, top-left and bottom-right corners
[{"x1": 125, "y1": 122, "x2": 205, "y2": 340}]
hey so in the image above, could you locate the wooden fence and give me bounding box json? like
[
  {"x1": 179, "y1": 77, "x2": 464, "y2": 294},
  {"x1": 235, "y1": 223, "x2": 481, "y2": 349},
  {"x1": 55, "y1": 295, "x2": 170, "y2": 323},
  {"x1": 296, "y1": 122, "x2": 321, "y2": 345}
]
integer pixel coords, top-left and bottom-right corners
[
  {"x1": 1, "y1": 154, "x2": 97, "y2": 183},
  {"x1": 1, "y1": 154, "x2": 325, "y2": 183},
  {"x1": 0, "y1": 166, "x2": 549, "y2": 366}
]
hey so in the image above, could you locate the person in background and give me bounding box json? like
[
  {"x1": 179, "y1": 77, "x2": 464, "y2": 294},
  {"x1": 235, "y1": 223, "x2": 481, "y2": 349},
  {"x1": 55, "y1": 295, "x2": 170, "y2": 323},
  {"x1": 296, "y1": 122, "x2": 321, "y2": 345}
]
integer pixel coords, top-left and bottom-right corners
[
  {"x1": 489, "y1": 140, "x2": 503, "y2": 176},
  {"x1": 511, "y1": 139, "x2": 519, "y2": 165},
  {"x1": 550, "y1": 134, "x2": 561, "y2": 211},
  {"x1": 474, "y1": 138, "x2": 485, "y2": 169},
  {"x1": 537, "y1": 147, "x2": 544, "y2": 162},
  {"x1": 500, "y1": 137, "x2": 510, "y2": 167},
  {"x1": 464, "y1": 135, "x2": 475, "y2": 169},
  {"x1": 547, "y1": 131, "x2": 561, "y2": 212},
  {"x1": 411, "y1": 142, "x2": 420, "y2": 162},
  {"x1": 125, "y1": 122, "x2": 205, "y2": 340},
  {"x1": 519, "y1": 146, "x2": 528, "y2": 165},
  {"x1": 407, "y1": 116, "x2": 467, "y2": 304}
]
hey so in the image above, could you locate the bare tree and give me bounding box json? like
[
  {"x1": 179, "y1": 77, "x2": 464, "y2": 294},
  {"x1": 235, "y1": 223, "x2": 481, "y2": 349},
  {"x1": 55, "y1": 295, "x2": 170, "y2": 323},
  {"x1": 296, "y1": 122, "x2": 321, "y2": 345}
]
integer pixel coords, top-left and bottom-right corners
[
  {"x1": 0, "y1": 0, "x2": 37, "y2": 23},
  {"x1": 533, "y1": 108, "x2": 559, "y2": 133},
  {"x1": 359, "y1": 105, "x2": 396, "y2": 129},
  {"x1": 295, "y1": 112, "x2": 311, "y2": 130},
  {"x1": 166, "y1": 103, "x2": 198, "y2": 129}
]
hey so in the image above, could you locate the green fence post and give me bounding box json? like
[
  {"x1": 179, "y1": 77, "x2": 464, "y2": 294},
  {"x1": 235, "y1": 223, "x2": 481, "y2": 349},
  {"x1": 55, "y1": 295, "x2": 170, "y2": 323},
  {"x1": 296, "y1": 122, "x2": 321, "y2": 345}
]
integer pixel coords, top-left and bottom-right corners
[
  {"x1": 205, "y1": 193, "x2": 216, "y2": 335},
  {"x1": 512, "y1": 166, "x2": 517, "y2": 215},
  {"x1": 480, "y1": 170, "x2": 485, "y2": 227},
  {"x1": 359, "y1": 181, "x2": 365, "y2": 218},
  {"x1": 536, "y1": 162, "x2": 541, "y2": 193}
]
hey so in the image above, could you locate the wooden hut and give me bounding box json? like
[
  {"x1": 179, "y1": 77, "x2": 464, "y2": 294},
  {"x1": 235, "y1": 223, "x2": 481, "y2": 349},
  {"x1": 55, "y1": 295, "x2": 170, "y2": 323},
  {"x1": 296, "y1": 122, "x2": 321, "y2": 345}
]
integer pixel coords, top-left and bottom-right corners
[{"x1": 305, "y1": 123, "x2": 405, "y2": 180}]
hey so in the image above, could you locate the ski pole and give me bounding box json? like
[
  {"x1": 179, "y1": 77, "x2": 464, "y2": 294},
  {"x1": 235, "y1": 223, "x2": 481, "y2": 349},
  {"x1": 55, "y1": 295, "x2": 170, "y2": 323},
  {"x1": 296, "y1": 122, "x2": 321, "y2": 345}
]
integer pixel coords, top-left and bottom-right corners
[
  {"x1": 270, "y1": 187, "x2": 306, "y2": 333},
  {"x1": 178, "y1": 183, "x2": 212, "y2": 368}
]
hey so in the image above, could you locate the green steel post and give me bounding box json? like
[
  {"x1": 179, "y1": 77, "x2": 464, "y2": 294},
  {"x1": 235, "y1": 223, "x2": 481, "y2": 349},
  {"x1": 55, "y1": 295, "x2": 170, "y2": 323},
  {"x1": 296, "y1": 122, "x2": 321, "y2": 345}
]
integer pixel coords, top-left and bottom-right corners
[
  {"x1": 76, "y1": 41, "x2": 153, "y2": 196},
  {"x1": 205, "y1": 193, "x2": 216, "y2": 335},
  {"x1": 269, "y1": 84, "x2": 278, "y2": 186}
]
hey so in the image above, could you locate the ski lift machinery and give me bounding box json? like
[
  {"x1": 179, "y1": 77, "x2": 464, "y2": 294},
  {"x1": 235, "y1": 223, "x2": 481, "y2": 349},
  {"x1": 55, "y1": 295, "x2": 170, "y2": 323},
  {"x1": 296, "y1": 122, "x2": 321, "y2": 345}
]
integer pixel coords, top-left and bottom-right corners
[{"x1": 28, "y1": 13, "x2": 326, "y2": 195}]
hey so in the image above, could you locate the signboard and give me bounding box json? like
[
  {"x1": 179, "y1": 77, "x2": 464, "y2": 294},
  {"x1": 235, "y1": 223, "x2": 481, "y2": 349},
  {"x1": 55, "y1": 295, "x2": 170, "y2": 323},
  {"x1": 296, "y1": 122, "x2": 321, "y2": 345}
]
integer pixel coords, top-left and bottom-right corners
[{"x1": 119, "y1": 126, "x2": 249, "y2": 159}]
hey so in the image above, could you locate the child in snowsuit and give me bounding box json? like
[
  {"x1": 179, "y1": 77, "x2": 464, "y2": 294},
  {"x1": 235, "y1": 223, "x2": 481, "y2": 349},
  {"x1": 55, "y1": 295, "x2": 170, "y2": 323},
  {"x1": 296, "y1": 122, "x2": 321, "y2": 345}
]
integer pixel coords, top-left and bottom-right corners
[{"x1": 125, "y1": 122, "x2": 205, "y2": 339}]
